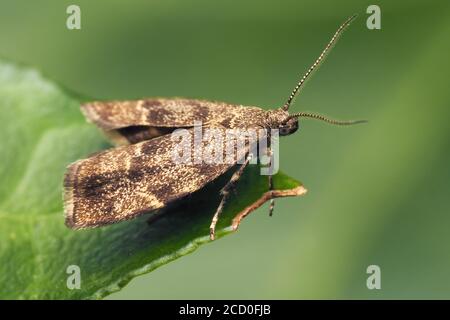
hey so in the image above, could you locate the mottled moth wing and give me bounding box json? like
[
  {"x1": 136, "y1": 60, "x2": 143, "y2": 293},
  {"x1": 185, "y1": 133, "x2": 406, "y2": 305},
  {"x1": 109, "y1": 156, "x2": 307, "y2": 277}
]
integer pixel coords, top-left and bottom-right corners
[
  {"x1": 81, "y1": 98, "x2": 267, "y2": 145},
  {"x1": 64, "y1": 126, "x2": 250, "y2": 229}
]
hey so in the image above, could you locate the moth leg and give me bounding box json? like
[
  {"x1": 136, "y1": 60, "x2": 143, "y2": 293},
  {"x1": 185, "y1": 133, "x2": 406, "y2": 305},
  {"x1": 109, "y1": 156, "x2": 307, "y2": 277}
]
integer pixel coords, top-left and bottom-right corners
[
  {"x1": 231, "y1": 186, "x2": 308, "y2": 231},
  {"x1": 209, "y1": 154, "x2": 253, "y2": 240},
  {"x1": 268, "y1": 177, "x2": 275, "y2": 216},
  {"x1": 267, "y1": 145, "x2": 275, "y2": 217}
]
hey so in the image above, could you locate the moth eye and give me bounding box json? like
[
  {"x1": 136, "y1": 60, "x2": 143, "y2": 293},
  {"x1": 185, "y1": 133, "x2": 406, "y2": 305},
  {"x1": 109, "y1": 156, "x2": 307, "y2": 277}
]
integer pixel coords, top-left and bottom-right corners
[{"x1": 279, "y1": 126, "x2": 288, "y2": 135}]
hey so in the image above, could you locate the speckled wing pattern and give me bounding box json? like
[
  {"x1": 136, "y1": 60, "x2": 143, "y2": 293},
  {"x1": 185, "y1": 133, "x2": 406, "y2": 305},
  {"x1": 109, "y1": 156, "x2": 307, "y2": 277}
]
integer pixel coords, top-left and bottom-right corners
[
  {"x1": 64, "y1": 126, "x2": 250, "y2": 229},
  {"x1": 81, "y1": 98, "x2": 268, "y2": 145}
]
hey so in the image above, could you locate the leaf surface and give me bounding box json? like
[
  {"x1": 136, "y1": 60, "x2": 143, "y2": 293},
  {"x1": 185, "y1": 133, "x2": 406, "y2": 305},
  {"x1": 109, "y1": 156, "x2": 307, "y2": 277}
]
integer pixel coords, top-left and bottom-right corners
[{"x1": 0, "y1": 60, "x2": 305, "y2": 299}]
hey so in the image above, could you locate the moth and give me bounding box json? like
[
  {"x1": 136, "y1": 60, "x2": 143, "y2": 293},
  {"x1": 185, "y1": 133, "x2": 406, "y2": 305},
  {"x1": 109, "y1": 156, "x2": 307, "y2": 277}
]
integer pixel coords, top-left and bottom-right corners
[{"x1": 64, "y1": 15, "x2": 365, "y2": 240}]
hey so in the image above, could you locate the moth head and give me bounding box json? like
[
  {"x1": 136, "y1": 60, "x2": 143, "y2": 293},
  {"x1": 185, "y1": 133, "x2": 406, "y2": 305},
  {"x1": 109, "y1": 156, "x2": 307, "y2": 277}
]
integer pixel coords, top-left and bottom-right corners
[
  {"x1": 278, "y1": 116, "x2": 299, "y2": 136},
  {"x1": 274, "y1": 14, "x2": 366, "y2": 135}
]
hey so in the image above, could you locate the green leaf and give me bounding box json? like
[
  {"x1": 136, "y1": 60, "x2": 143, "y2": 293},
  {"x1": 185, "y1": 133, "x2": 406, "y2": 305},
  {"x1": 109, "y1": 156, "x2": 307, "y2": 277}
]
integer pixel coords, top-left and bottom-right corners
[{"x1": 0, "y1": 59, "x2": 305, "y2": 299}]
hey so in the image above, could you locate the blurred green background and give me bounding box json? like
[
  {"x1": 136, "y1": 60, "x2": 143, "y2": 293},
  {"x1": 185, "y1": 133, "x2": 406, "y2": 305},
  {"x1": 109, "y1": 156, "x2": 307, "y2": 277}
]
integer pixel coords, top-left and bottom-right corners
[{"x1": 1, "y1": 0, "x2": 449, "y2": 299}]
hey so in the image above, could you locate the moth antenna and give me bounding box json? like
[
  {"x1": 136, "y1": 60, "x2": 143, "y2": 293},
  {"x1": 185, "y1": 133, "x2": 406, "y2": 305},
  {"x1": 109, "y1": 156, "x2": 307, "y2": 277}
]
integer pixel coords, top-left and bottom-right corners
[
  {"x1": 282, "y1": 14, "x2": 357, "y2": 111},
  {"x1": 288, "y1": 112, "x2": 367, "y2": 126}
]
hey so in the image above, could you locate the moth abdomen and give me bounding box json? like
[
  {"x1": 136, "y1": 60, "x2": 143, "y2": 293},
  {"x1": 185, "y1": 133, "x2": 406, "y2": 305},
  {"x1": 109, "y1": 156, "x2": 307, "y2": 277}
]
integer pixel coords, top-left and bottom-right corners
[{"x1": 117, "y1": 125, "x2": 187, "y2": 144}]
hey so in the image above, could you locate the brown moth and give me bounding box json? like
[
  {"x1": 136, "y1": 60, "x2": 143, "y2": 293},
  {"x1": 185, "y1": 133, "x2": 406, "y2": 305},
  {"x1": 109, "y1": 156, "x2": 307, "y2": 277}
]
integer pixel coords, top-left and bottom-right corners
[{"x1": 64, "y1": 15, "x2": 365, "y2": 240}]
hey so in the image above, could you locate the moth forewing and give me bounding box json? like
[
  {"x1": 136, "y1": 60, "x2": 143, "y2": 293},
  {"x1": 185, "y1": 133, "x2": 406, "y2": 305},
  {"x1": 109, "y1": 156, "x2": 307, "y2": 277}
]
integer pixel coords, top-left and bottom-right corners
[
  {"x1": 64, "y1": 126, "x2": 251, "y2": 229},
  {"x1": 81, "y1": 98, "x2": 268, "y2": 146}
]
